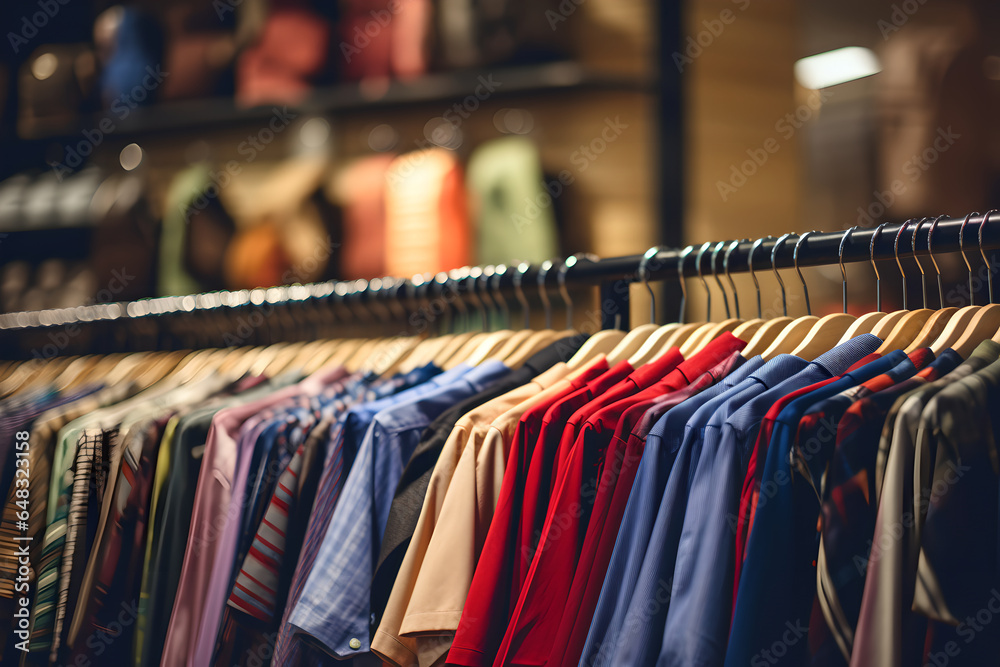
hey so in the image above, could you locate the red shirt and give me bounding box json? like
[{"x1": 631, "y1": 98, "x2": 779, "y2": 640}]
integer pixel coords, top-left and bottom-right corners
[
  {"x1": 493, "y1": 334, "x2": 746, "y2": 666},
  {"x1": 548, "y1": 349, "x2": 746, "y2": 667},
  {"x1": 514, "y1": 361, "x2": 633, "y2": 592},
  {"x1": 445, "y1": 360, "x2": 614, "y2": 667}
]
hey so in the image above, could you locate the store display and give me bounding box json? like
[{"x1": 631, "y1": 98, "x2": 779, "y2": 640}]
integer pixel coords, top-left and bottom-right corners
[{"x1": 2, "y1": 217, "x2": 1000, "y2": 666}]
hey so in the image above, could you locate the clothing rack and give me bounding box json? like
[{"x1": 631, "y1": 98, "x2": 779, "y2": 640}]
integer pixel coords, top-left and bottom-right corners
[{"x1": 3, "y1": 213, "x2": 999, "y2": 358}]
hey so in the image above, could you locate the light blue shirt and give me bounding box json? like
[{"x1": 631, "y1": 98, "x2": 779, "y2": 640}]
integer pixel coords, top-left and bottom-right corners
[
  {"x1": 607, "y1": 354, "x2": 810, "y2": 666},
  {"x1": 659, "y1": 335, "x2": 884, "y2": 666},
  {"x1": 287, "y1": 361, "x2": 509, "y2": 659}
]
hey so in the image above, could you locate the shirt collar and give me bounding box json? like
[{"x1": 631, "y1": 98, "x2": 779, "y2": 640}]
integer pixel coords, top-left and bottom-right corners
[
  {"x1": 969, "y1": 339, "x2": 1000, "y2": 363},
  {"x1": 628, "y1": 347, "x2": 684, "y2": 387},
  {"x1": 748, "y1": 354, "x2": 807, "y2": 389},
  {"x1": 810, "y1": 333, "x2": 883, "y2": 377},
  {"x1": 461, "y1": 360, "x2": 510, "y2": 393}
]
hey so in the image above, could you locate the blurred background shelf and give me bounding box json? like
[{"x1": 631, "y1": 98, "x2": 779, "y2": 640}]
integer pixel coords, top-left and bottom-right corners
[{"x1": 16, "y1": 61, "x2": 656, "y2": 141}]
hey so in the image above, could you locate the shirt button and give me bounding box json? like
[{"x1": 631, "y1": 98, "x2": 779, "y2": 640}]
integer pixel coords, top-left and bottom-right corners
[{"x1": 349, "y1": 638, "x2": 361, "y2": 650}]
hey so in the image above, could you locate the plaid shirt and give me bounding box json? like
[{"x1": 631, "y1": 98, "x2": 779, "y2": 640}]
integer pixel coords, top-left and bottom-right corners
[
  {"x1": 0, "y1": 384, "x2": 114, "y2": 658},
  {"x1": 40, "y1": 427, "x2": 110, "y2": 661},
  {"x1": 272, "y1": 364, "x2": 448, "y2": 666},
  {"x1": 286, "y1": 363, "x2": 509, "y2": 663},
  {"x1": 66, "y1": 416, "x2": 167, "y2": 664},
  {"x1": 909, "y1": 356, "x2": 1000, "y2": 664},
  {"x1": 809, "y1": 351, "x2": 962, "y2": 666},
  {"x1": 851, "y1": 342, "x2": 999, "y2": 667},
  {"x1": 214, "y1": 379, "x2": 362, "y2": 666}
]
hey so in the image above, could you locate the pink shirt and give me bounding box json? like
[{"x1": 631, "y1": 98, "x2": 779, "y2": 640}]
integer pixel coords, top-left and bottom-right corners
[{"x1": 160, "y1": 366, "x2": 346, "y2": 667}]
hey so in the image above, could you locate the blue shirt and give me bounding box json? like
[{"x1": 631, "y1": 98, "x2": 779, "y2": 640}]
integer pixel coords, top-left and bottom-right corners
[
  {"x1": 287, "y1": 361, "x2": 510, "y2": 659},
  {"x1": 575, "y1": 357, "x2": 756, "y2": 667},
  {"x1": 656, "y1": 355, "x2": 765, "y2": 453},
  {"x1": 658, "y1": 336, "x2": 884, "y2": 666},
  {"x1": 273, "y1": 364, "x2": 450, "y2": 665},
  {"x1": 579, "y1": 356, "x2": 782, "y2": 667},
  {"x1": 725, "y1": 348, "x2": 904, "y2": 667},
  {"x1": 608, "y1": 354, "x2": 810, "y2": 666}
]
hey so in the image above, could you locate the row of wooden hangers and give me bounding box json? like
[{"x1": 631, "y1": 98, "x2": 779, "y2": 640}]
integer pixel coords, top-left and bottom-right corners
[
  {"x1": 2, "y1": 212, "x2": 1000, "y2": 400},
  {"x1": 626, "y1": 212, "x2": 1000, "y2": 364}
]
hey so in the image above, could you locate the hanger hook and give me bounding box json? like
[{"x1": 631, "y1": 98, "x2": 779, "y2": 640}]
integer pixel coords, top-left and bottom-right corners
[
  {"x1": 926, "y1": 215, "x2": 948, "y2": 308},
  {"x1": 724, "y1": 239, "x2": 745, "y2": 319},
  {"x1": 793, "y1": 231, "x2": 816, "y2": 316},
  {"x1": 909, "y1": 218, "x2": 930, "y2": 309},
  {"x1": 466, "y1": 267, "x2": 489, "y2": 331},
  {"x1": 492, "y1": 265, "x2": 511, "y2": 329},
  {"x1": 559, "y1": 253, "x2": 599, "y2": 329},
  {"x1": 695, "y1": 242, "x2": 713, "y2": 321},
  {"x1": 513, "y1": 262, "x2": 532, "y2": 329},
  {"x1": 749, "y1": 237, "x2": 772, "y2": 318},
  {"x1": 537, "y1": 259, "x2": 558, "y2": 329},
  {"x1": 639, "y1": 246, "x2": 664, "y2": 324},
  {"x1": 677, "y1": 245, "x2": 695, "y2": 324},
  {"x1": 979, "y1": 209, "x2": 998, "y2": 304},
  {"x1": 870, "y1": 223, "x2": 887, "y2": 312},
  {"x1": 711, "y1": 242, "x2": 731, "y2": 319},
  {"x1": 478, "y1": 266, "x2": 497, "y2": 330},
  {"x1": 893, "y1": 220, "x2": 914, "y2": 311},
  {"x1": 959, "y1": 212, "x2": 980, "y2": 305},
  {"x1": 771, "y1": 233, "x2": 793, "y2": 317},
  {"x1": 839, "y1": 226, "x2": 858, "y2": 314}
]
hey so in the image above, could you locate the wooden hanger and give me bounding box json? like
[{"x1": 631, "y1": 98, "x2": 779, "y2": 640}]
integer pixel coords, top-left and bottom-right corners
[
  {"x1": 505, "y1": 259, "x2": 582, "y2": 368},
  {"x1": 565, "y1": 329, "x2": 626, "y2": 370},
  {"x1": 462, "y1": 267, "x2": 517, "y2": 367},
  {"x1": 488, "y1": 329, "x2": 535, "y2": 363},
  {"x1": 686, "y1": 242, "x2": 748, "y2": 355},
  {"x1": 597, "y1": 247, "x2": 662, "y2": 365},
  {"x1": 743, "y1": 234, "x2": 814, "y2": 359},
  {"x1": 789, "y1": 232, "x2": 857, "y2": 358},
  {"x1": 673, "y1": 243, "x2": 724, "y2": 356},
  {"x1": 753, "y1": 231, "x2": 852, "y2": 359},
  {"x1": 441, "y1": 269, "x2": 502, "y2": 369},
  {"x1": 874, "y1": 219, "x2": 947, "y2": 353},
  {"x1": 928, "y1": 210, "x2": 1000, "y2": 356},
  {"x1": 948, "y1": 304, "x2": 1000, "y2": 357},
  {"x1": 833, "y1": 226, "x2": 886, "y2": 343},
  {"x1": 731, "y1": 236, "x2": 795, "y2": 358},
  {"x1": 643, "y1": 245, "x2": 707, "y2": 356}
]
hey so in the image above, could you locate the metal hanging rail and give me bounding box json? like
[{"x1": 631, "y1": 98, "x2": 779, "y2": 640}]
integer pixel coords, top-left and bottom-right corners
[{"x1": 2, "y1": 213, "x2": 998, "y2": 358}]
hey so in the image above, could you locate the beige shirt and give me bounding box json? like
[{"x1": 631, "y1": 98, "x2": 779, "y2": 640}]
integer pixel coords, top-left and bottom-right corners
[
  {"x1": 371, "y1": 363, "x2": 571, "y2": 667},
  {"x1": 379, "y1": 362, "x2": 596, "y2": 667}
]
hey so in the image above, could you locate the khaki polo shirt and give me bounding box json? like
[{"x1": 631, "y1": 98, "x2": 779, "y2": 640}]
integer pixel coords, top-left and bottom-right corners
[{"x1": 371, "y1": 362, "x2": 571, "y2": 666}]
